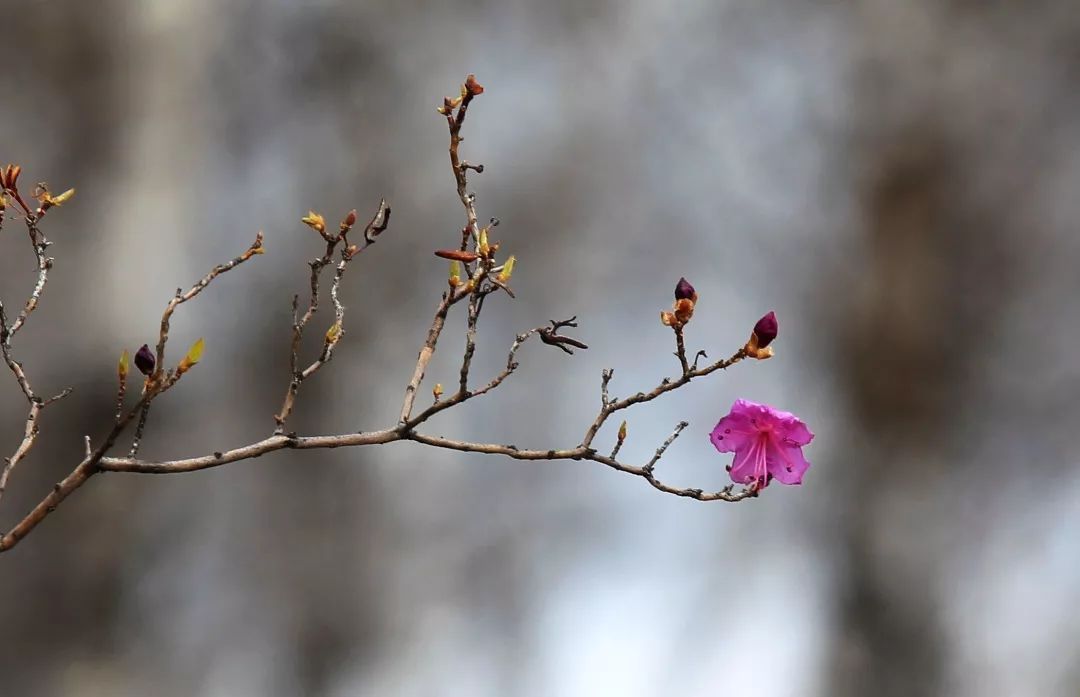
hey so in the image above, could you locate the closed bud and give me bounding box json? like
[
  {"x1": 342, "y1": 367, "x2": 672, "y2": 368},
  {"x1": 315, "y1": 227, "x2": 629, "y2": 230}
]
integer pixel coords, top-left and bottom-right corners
[
  {"x1": 477, "y1": 228, "x2": 490, "y2": 257},
  {"x1": 118, "y1": 349, "x2": 130, "y2": 382},
  {"x1": 752, "y1": 311, "x2": 778, "y2": 348},
  {"x1": 448, "y1": 260, "x2": 462, "y2": 288},
  {"x1": 618, "y1": 420, "x2": 627, "y2": 442},
  {"x1": 464, "y1": 74, "x2": 485, "y2": 96},
  {"x1": 744, "y1": 311, "x2": 778, "y2": 359},
  {"x1": 674, "y1": 277, "x2": 697, "y2": 303},
  {"x1": 341, "y1": 209, "x2": 357, "y2": 230},
  {"x1": 48, "y1": 188, "x2": 75, "y2": 207},
  {"x1": 434, "y1": 249, "x2": 479, "y2": 263},
  {"x1": 134, "y1": 344, "x2": 156, "y2": 376},
  {"x1": 433, "y1": 383, "x2": 444, "y2": 400},
  {"x1": 2, "y1": 164, "x2": 21, "y2": 190}
]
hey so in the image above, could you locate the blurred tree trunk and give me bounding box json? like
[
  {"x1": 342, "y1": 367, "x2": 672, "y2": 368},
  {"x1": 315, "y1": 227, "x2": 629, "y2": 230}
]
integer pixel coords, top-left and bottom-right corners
[
  {"x1": 821, "y1": 3, "x2": 1062, "y2": 693},
  {"x1": 823, "y1": 132, "x2": 955, "y2": 697}
]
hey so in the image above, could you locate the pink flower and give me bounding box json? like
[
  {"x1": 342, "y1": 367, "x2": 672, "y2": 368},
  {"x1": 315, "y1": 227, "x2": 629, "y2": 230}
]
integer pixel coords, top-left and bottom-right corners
[{"x1": 709, "y1": 399, "x2": 814, "y2": 489}]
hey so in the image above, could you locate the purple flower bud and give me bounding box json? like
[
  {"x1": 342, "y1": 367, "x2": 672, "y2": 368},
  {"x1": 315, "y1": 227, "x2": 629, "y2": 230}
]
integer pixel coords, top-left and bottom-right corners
[
  {"x1": 674, "y1": 277, "x2": 696, "y2": 302},
  {"x1": 753, "y1": 311, "x2": 778, "y2": 348},
  {"x1": 134, "y1": 344, "x2": 156, "y2": 376}
]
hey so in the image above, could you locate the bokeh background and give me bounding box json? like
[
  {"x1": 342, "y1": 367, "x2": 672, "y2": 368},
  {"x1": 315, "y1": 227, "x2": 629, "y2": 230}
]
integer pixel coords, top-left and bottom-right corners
[{"x1": 2, "y1": 1, "x2": 1079, "y2": 695}]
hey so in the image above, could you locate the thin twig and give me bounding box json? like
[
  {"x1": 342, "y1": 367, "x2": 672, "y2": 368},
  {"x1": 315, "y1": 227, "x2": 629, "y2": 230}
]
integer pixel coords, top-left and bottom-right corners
[
  {"x1": 398, "y1": 285, "x2": 471, "y2": 425},
  {"x1": 458, "y1": 291, "x2": 482, "y2": 392},
  {"x1": 580, "y1": 348, "x2": 747, "y2": 450},
  {"x1": 642, "y1": 421, "x2": 689, "y2": 474},
  {"x1": 0, "y1": 78, "x2": 766, "y2": 556},
  {"x1": 114, "y1": 372, "x2": 128, "y2": 424},
  {"x1": 0, "y1": 231, "x2": 266, "y2": 550},
  {"x1": 674, "y1": 325, "x2": 690, "y2": 375},
  {"x1": 131, "y1": 231, "x2": 265, "y2": 454},
  {"x1": 154, "y1": 231, "x2": 264, "y2": 375},
  {"x1": 128, "y1": 394, "x2": 152, "y2": 457},
  {"x1": 0, "y1": 215, "x2": 72, "y2": 507},
  {"x1": 400, "y1": 82, "x2": 491, "y2": 424},
  {"x1": 404, "y1": 323, "x2": 545, "y2": 429},
  {"x1": 0, "y1": 391, "x2": 153, "y2": 552},
  {"x1": 274, "y1": 205, "x2": 380, "y2": 433},
  {"x1": 9, "y1": 216, "x2": 52, "y2": 337}
]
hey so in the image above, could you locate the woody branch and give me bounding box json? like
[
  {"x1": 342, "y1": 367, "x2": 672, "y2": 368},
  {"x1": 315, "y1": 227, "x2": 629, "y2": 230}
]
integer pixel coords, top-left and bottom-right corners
[
  {"x1": 0, "y1": 75, "x2": 771, "y2": 555},
  {"x1": 0, "y1": 171, "x2": 74, "y2": 508}
]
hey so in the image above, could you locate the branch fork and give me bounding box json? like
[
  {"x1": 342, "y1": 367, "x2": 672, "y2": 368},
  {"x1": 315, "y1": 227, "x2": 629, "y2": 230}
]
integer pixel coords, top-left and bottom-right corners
[{"x1": 0, "y1": 76, "x2": 766, "y2": 556}]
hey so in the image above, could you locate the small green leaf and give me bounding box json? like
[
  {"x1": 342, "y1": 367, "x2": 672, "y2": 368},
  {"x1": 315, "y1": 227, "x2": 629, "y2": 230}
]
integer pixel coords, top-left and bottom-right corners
[
  {"x1": 118, "y1": 349, "x2": 130, "y2": 380},
  {"x1": 185, "y1": 338, "x2": 205, "y2": 366}
]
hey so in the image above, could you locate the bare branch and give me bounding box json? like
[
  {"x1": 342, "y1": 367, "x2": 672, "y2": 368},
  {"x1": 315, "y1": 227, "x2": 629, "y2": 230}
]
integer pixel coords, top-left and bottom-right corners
[
  {"x1": 0, "y1": 230, "x2": 265, "y2": 551},
  {"x1": 154, "y1": 231, "x2": 265, "y2": 375},
  {"x1": 673, "y1": 325, "x2": 690, "y2": 375},
  {"x1": 0, "y1": 211, "x2": 72, "y2": 508},
  {"x1": 0, "y1": 77, "x2": 778, "y2": 555},
  {"x1": 129, "y1": 231, "x2": 265, "y2": 456},
  {"x1": 274, "y1": 204, "x2": 383, "y2": 433},
  {"x1": 9, "y1": 216, "x2": 52, "y2": 337},
  {"x1": 398, "y1": 285, "x2": 470, "y2": 425},
  {"x1": 581, "y1": 348, "x2": 748, "y2": 450}
]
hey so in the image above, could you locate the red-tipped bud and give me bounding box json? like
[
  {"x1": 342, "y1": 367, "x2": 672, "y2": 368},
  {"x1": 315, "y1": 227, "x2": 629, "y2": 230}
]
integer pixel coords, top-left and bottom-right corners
[
  {"x1": 2, "y1": 164, "x2": 22, "y2": 191},
  {"x1": 134, "y1": 344, "x2": 156, "y2": 376},
  {"x1": 674, "y1": 277, "x2": 697, "y2": 302},
  {"x1": 753, "y1": 311, "x2": 778, "y2": 349},
  {"x1": 434, "y1": 249, "x2": 480, "y2": 263},
  {"x1": 464, "y1": 74, "x2": 485, "y2": 96}
]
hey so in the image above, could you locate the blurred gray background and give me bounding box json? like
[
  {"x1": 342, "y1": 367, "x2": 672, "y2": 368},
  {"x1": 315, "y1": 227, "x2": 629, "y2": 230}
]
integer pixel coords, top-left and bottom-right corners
[{"x1": 2, "y1": 1, "x2": 1079, "y2": 695}]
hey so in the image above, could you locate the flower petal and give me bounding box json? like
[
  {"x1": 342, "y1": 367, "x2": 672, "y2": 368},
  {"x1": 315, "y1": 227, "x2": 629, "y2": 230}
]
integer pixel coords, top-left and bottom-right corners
[
  {"x1": 710, "y1": 410, "x2": 757, "y2": 452},
  {"x1": 779, "y1": 416, "x2": 814, "y2": 446},
  {"x1": 728, "y1": 436, "x2": 768, "y2": 486},
  {"x1": 765, "y1": 437, "x2": 811, "y2": 485}
]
